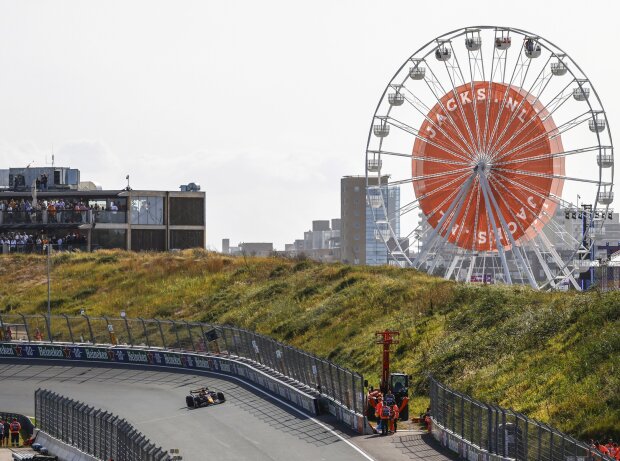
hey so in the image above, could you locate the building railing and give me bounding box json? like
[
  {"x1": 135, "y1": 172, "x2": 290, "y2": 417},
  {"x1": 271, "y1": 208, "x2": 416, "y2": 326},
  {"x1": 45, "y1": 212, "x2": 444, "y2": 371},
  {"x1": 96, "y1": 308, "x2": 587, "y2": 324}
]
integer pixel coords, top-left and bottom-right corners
[
  {"x1": 93, "y1": 210, "x2": 127, "y2": 224},
  {"x1": 0, "y1": 243, "x2": 88, "y2": 255},
  {"x1": 35, "y1": 389, "x2": 170, "y2": 461},
  {"x1": 0, "y1": 210, "x2": 92, "y2": 225},
  {"x1": 429, "y1": 376, "x2": 614, "y2": 461},
  {"x1": 0, "y1": 314, "x2": 364, "y2": 415}
]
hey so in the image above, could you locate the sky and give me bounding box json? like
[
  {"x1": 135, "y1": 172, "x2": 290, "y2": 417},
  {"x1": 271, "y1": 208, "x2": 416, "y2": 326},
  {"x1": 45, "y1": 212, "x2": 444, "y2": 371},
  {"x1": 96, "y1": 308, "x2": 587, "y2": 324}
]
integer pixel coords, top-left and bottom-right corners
[{"x1": 0, "y1": 0, "x2": 618, "y2": 250}]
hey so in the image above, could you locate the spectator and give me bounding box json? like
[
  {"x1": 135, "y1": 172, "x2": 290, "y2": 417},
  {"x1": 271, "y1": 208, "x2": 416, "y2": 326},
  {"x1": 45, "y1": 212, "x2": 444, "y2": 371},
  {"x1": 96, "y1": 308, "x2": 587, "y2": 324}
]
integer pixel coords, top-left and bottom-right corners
[
  {"x1": 2, "y1": 419, "x2": 9, "y2": 447},
  {"x1": 9, "y1": 417, "x2": 20, "y2": 447}
]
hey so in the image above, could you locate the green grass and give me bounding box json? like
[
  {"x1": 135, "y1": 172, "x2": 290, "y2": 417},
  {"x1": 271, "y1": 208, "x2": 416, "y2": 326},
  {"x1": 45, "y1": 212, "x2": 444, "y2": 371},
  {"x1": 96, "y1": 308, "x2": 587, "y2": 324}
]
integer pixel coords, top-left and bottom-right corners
[{"x1": 0, "y1": 249, "x2": 618, "y2": 439}]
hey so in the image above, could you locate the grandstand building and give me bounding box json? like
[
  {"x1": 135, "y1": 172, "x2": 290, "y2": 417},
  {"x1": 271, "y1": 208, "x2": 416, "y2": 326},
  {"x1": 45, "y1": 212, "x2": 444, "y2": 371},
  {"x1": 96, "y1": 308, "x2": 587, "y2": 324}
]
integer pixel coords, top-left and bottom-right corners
[{"x1": 0, "y1": 166, "x2": 205, "y2": 252}]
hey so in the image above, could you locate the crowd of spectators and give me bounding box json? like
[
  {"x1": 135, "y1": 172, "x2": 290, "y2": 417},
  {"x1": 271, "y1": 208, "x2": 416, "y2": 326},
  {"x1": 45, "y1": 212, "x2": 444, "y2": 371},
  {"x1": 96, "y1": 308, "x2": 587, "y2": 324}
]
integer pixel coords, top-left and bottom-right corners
[
  {"x1": 0, "y1": 198, "x2": 123, "y2": 224},
  {"x1": 591, "y1": 440, "x2": 620, "y2": 460},
  {"x1": 0, "y1": 231, "x2": 88, "y2": 254}
]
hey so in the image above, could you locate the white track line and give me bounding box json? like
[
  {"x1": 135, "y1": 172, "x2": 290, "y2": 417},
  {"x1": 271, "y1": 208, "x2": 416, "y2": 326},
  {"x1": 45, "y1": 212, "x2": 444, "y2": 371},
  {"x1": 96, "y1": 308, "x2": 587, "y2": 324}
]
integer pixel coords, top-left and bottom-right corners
[{"x1": 187, "y1": 369, "x2": 376, "y2": 461}]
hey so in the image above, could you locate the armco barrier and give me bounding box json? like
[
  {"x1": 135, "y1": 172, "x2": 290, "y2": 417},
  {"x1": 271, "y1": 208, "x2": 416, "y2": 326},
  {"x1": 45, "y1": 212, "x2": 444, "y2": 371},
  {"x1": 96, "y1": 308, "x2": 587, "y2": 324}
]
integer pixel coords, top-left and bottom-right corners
[{"x1": 0, "y1": 342, "x2": 320, "y2": 417}]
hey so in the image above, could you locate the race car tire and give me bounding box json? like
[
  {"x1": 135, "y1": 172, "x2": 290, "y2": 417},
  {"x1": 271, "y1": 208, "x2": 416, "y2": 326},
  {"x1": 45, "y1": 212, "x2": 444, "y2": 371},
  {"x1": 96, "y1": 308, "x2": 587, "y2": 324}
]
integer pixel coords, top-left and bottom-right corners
[
  {"x1": 217, "y1": 392, "x2": 226, "y2": 402},
  {"x1": 186, "y1": 395, "x2": 195, "y2": 408}
]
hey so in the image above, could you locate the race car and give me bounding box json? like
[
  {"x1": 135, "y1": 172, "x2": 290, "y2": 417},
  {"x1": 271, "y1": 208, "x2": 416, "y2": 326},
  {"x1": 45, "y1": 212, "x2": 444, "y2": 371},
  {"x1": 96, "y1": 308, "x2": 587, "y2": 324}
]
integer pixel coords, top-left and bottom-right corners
[{"x1": 185, "y1": 386, "x2": 226, "y2": 408}]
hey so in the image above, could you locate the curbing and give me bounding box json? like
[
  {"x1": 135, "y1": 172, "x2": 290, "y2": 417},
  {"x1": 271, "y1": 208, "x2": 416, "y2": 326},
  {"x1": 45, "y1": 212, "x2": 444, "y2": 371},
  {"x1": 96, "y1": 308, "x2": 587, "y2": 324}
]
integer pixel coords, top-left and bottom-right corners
[{"x1": 430, "y1": 417, "x2": 514, "y2": 461}]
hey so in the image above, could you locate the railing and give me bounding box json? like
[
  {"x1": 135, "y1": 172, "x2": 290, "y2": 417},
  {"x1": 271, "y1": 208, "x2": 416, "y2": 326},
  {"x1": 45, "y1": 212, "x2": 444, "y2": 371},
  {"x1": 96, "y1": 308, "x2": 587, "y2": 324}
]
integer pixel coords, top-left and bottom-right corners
[
  {"x1": 35, "y1": 389, "x2": 169, "y2": 461},
  {"x1": 0, "y1": 243, "x2": 88, "y2": 255},
  {"x1": 93, "y1": 210, "x2": 127, "y2": 224},
  {"x1": 0, "y1": 210, "x2": 92, "y2": 225},
  {"x1": 429, "y1": 376, "x2": 614, "y2": 461},
  {"x1": 0, "y1": 314, "x2": 364, "y2": 415}
]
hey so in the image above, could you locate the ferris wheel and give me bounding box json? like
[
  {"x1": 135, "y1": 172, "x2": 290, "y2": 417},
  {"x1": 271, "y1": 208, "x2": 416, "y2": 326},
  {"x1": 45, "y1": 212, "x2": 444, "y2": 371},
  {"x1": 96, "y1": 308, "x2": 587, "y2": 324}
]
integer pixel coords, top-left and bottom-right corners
[{"x1": 365, "y1": 26, "x2": 614, "y2": 290}]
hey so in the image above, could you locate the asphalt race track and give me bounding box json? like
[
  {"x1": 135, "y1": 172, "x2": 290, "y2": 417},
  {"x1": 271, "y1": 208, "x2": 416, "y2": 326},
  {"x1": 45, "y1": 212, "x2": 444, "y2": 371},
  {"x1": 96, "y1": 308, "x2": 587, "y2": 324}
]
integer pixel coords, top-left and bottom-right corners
[{"x1": 0, "y1": 362, "x2": 374, "y2": 461}]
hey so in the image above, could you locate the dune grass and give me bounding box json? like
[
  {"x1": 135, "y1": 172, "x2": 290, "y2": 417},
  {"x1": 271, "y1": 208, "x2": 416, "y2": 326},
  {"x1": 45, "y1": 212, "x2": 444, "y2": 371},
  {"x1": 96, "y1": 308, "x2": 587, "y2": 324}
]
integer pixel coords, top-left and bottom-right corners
[{"x1": 0, "y1": 249, "x2": 618, "y2": 439}]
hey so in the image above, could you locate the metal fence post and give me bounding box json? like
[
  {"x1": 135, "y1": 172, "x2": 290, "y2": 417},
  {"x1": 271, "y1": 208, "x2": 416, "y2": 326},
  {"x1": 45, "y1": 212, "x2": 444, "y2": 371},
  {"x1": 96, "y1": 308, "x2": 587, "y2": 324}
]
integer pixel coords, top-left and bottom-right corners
[
  {"x1": 124, "y1": 316, "x2": 133, "y2": 346},
  {"x1": 140, "y1": 317, "x2": 150, "y2": 348},
  {"x1": 171, "y1": 320, "x2": 181, "y2": 349},
  {"x1": 155, "y1": 318, "x2": 166, "y2": 348},
  {"x1": 185, "y1": 321, "x2": 195, "y2": 351},
  {"x1": 62, "y1": 314, "x2": 74, "y2": 343},
  {"x1": 43, "y1": 314, "x2": 53, "y2": 342},
  {"x1": 83, "y1": 313, "x2": 95, "y2": 343},
  {"x1": 19, "y1": 313, "x2": 30, "y2": 341}
]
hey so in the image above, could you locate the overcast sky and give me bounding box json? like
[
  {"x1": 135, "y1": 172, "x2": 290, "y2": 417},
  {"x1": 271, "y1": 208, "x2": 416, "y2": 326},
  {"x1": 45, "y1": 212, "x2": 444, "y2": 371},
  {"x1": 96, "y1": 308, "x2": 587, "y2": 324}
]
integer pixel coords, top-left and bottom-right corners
[{"x1": 0, "y1": 0, "x2": 618, "y2": 250}]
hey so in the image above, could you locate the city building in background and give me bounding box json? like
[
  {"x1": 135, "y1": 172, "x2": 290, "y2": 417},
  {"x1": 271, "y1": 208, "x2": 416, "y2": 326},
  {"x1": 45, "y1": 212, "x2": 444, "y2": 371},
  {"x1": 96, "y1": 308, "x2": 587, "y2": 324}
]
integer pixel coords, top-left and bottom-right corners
[
  {"x1": 0, "y1": 165, "x2": 205, "y2": 252},
  {"x1": 221, "y1": 240, "x2": 274, "y2": 257},
  {"x1": 278, "y1": 218, "x2": 340, "y2": 262},
  {"x1": 341, "y1": 175, "x2": 401, "y2": 265}
]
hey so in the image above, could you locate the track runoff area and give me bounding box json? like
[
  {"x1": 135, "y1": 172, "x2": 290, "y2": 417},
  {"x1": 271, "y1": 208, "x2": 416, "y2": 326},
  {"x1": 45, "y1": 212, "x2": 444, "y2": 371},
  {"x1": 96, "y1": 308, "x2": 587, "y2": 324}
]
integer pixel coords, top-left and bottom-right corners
[{"x1": 0, "y1": 362, "x2": 432, "y2": 461}]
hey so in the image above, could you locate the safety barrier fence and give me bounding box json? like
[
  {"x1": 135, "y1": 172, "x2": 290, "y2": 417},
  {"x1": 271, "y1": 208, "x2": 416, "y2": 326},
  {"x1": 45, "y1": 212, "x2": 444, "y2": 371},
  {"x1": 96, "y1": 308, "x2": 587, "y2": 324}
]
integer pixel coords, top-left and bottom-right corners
[
  {"x1": 429, "y1": 376, "x2": 614, "y2": 461},
  {"x1": 0, "y1": 314, "x2": 364, "y2": 415},
  {"x1": 35, "y1": 389, "x2": 169, "y2": 461}
]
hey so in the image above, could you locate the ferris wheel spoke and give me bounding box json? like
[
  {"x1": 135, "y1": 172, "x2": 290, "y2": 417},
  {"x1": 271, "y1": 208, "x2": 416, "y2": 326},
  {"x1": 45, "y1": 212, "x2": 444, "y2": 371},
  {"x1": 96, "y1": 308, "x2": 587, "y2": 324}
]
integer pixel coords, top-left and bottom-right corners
[
  {"x1": 422, "y1": 64, "x2": 478, "y2": 156},
  {"x1": 478, "y1": 174, "x2": 512, "y2": 284},
  {"x1": 494, "y1": 145, "x2": 601, "y2": 166},
  {"x1": 465, "y1": 32, "x2": 486, "y2": 152},
  {"x1": 490, "y1": 80, "x2": 577, "y2": 159},
  {"x1": 400, "y1": 179, "x2": 470, "y2": 246},
  {"x1": 488, "y1": 174, "x2": 580, "y2": 282},
  {"x1": 396, "y1": 171, "x2": 472, "y2": 216},
  {"x1": 492, "y1": 170, "x2": 575, "y2": 214},
  {"x1": 482, "y1": 174, "x2": 538, "y2": 287},
  {"x1": 489, "y1": 175, "x2": 582, "y2": 248},
  {"x1": 414, "y1": 175, "x2": 475, "y2": 266},
  {"x1": 453, "y1": 176, "x2": 479, "y2": 247},
  {"x1": 487, "y1": 54, "x2": 555, "y2": 155},
  {"x1": 493, "y1": 110, "x2": 593, "y2": 162},
  {"x1": 480, "y1": 36, "x2": 498, "y2": 155},
  {"x1": 439, "y1": 43, "x2": 480, "y2": 152},
  {"x1": 401, "y1": 88, "x2": 474, "y2": 158},
  {"x1": 367, "y1": 149, "x2": 470, "y2": 166},
  {"x1": 486, "y1": 42, "x2": 530, "y2": 153},
  {"x1": 382, "y1": 116, "x2": 474, "y2": 162},
  {"x1": 494, "y1": 167, "x2": 607, "y2": 186},
  {"x1": 387, "y1": 167, "x2": 472, "y2": 187},
  {"x1": 471, "y1": 183, "x2": 482, "y2": 252}
]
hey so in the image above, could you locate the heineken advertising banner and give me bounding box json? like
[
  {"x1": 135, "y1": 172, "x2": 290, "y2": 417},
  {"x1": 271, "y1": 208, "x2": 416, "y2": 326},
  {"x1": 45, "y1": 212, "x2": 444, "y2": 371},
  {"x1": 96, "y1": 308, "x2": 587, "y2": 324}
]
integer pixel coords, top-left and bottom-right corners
[{"x1": 0, "y1": 342, "x2": 323, "y2": 420}]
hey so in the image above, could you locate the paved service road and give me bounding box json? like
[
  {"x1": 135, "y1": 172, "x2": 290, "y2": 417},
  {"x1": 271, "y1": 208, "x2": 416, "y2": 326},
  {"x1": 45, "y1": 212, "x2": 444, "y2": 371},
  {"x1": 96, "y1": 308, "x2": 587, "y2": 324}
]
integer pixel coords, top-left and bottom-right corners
[{"x1": 0, "y1": 362, "x2": 373, "y2": 461}]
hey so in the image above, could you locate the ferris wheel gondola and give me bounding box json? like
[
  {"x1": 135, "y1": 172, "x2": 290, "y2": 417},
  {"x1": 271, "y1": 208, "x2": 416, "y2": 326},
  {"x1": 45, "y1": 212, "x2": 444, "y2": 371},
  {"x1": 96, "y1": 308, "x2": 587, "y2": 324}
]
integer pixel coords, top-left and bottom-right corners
[{"x1": 365, "y1": 26, "x2": 614, "y2": 290}]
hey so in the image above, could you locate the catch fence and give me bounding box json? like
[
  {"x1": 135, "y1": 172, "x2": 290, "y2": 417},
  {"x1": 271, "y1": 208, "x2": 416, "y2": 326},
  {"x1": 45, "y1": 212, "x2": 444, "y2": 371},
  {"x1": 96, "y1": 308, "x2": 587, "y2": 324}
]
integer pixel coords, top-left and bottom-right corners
[
  {"x1": 35, "y1": 389, "x2": 169, "y2": 461},
  {"x1": 429, "y1": 376, "x2": 614, "y2": 461},
  {"x1": 0, "y1": 313, "x2": 364, "y2": 415}
]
